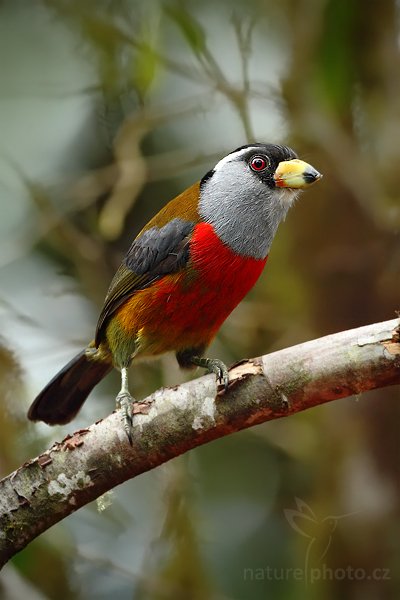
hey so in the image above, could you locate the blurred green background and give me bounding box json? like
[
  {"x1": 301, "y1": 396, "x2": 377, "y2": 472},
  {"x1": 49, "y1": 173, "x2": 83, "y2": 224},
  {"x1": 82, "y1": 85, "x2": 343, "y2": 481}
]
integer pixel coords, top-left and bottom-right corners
[{"x1": 0, "y1": 0, "x2": 399, "y2": 598}]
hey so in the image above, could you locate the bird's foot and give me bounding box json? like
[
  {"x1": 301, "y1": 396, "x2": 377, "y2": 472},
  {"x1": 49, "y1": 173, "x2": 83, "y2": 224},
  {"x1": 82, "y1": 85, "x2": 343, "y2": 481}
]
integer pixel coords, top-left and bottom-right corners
[
  {"x1": 116, "y1": 391, "x2": 134, "y2": 445},
  {"x1": 192, "y1": 356, "x2": 229, "y2": 391}
]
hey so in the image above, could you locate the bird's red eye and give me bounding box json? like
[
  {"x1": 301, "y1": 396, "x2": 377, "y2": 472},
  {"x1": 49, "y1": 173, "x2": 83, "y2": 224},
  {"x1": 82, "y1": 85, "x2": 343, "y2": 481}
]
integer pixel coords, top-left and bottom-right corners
[{"x1": 250, "y1": 155, "x2": 268, "y2": 171}]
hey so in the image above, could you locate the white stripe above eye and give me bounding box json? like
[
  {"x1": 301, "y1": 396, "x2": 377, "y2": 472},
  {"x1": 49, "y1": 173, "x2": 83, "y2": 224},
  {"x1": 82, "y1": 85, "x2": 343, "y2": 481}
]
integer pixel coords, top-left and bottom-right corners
[{"x1": 213, "y1": 146, "x2": 261, "y2": 172}]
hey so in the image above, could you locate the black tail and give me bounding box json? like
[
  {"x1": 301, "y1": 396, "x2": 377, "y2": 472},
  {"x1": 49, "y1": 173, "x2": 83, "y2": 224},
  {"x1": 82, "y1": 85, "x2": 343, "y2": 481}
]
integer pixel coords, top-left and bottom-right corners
[{"x1": 28, "y1": 350, "x2": 112, "y2": 425}]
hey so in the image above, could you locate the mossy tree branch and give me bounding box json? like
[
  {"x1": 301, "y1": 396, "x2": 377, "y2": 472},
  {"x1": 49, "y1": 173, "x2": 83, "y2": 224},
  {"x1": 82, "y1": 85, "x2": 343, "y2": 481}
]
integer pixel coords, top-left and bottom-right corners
[{"x1": 0, "y1": 318, "x2": 399, "y2": 568}]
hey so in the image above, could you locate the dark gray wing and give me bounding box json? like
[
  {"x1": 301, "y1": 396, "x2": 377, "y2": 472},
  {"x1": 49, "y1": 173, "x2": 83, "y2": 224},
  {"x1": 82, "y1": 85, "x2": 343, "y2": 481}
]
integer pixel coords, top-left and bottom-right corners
[{"x1": 95, "y1": 218, "x2": 194, "y2": 345}]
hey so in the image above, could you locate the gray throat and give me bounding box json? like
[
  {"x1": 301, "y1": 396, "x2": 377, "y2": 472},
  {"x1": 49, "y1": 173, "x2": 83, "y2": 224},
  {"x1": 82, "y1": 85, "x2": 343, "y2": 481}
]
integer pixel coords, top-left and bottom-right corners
[{"x1": 199, "y1": 163, "x2": 297, "y2": 259}]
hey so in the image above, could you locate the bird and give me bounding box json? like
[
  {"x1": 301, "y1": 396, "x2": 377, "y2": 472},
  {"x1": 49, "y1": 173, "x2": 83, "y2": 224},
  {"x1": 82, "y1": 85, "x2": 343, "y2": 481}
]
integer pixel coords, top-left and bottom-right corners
[{"x1": 28, "y1": 143, "x2": 322, "y2": 442}]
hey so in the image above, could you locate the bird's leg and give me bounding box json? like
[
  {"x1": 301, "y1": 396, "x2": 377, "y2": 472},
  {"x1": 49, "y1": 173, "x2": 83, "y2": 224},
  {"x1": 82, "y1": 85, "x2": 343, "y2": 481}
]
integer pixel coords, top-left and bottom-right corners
[
  {"x1": 191, "y1": 356, "x2": 229, "y2": 391},
  {"x1": 116, "y1": 367, "x2": 134, "y2": 444}
]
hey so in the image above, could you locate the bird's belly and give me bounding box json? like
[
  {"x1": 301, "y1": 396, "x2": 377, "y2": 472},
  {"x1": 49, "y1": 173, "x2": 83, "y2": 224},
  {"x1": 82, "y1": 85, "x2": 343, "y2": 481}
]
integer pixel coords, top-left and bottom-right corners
[{"x1": 115, "y1": 223, "x2": 267, "y2": 355}]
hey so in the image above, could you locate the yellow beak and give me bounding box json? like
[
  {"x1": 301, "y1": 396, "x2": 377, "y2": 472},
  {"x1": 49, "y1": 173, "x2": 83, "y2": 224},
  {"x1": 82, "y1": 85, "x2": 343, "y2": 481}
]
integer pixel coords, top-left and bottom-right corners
[{"x1": 274, "y1": 158, "x2": 322, "y2": 189}]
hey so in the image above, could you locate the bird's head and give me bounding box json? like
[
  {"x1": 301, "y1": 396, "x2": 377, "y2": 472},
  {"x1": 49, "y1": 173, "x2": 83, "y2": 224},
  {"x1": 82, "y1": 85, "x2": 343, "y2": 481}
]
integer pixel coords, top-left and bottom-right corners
[{"x1": 199, "y1": 143, "x2": 322, "y2": 259}]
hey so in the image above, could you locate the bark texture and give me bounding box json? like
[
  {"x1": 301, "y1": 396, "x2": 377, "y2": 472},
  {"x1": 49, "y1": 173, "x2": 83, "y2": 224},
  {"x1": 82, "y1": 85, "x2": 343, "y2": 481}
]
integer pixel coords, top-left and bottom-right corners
[{"x1": 0, "y1": 318, "x2": 399, "y2": 567}]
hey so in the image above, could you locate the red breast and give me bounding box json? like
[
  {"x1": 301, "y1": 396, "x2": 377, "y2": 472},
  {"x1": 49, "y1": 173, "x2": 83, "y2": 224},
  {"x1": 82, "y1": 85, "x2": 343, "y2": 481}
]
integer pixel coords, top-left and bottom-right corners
[{"x1": 115, "y1": 222, "x2": 267, "y2": 354}]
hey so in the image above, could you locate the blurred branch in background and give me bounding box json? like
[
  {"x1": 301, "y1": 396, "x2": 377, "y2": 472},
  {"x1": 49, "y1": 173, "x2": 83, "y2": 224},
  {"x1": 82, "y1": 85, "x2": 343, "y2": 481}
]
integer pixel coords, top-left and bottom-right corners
[{"x1": 1, "y1": 318, "x2": 399, "y2": 569}]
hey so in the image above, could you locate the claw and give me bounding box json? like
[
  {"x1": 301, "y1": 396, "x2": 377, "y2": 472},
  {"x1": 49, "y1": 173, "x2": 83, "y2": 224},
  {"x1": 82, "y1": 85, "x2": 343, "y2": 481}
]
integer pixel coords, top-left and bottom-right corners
[
  {"x1": 210, "y1": 359, "x2": 229, "y2": 390},
  {"x1": 191, "y1": 356, "x2": 230, "y2": 392},
  {"x1": 116, "y1": 392, "x2": 134, "y2": 445},
  {"x1": 221, "y1": 365, "x2": 229, "y2": 391},
  {"x1": 115, "y1": 366, "x2": 136, "y2": 444}
]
